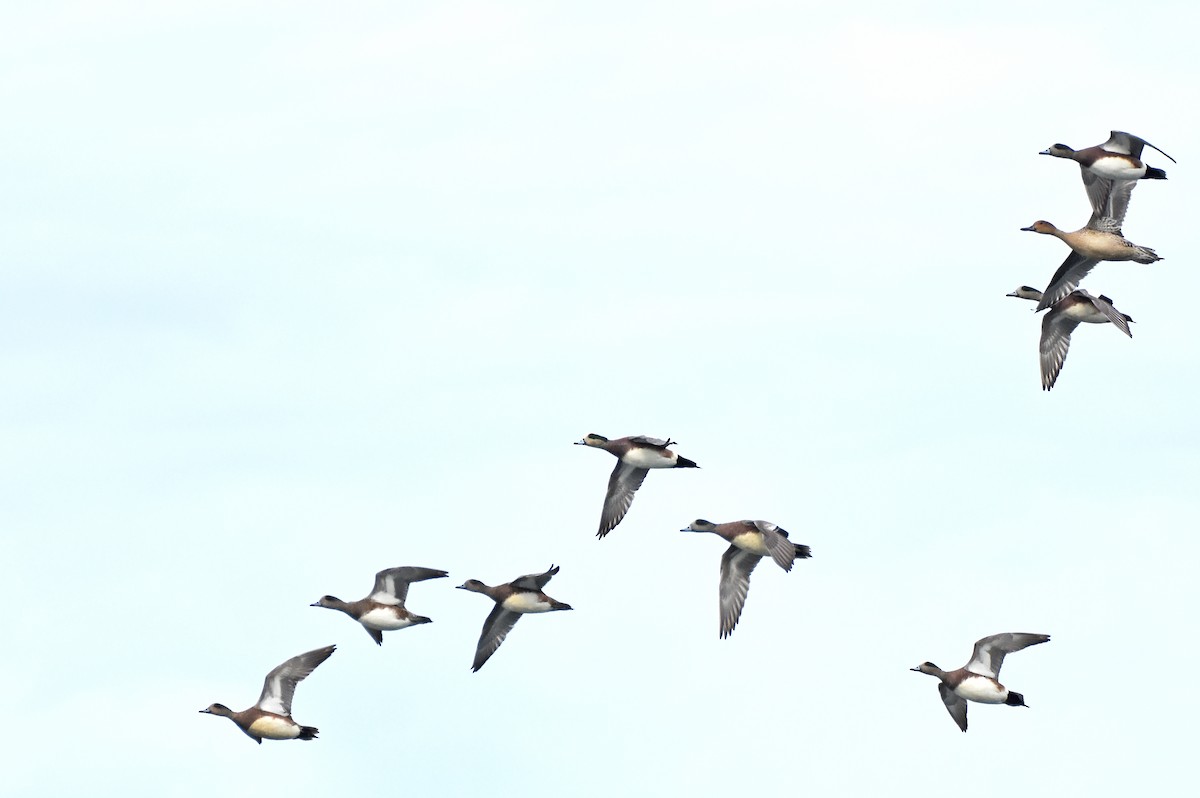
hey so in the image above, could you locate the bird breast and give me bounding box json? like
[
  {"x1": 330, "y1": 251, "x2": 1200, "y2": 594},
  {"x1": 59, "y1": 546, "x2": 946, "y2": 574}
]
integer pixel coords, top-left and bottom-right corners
[
  {"x1": 248, "y1": 715, "x2": 302, "y2": 740},
  {"x1": 502, "y1": 593, "x2": 554, "y2": 613},
  {"x1": 953, "y1": 676, "x2": 1008, "y2": 705}
]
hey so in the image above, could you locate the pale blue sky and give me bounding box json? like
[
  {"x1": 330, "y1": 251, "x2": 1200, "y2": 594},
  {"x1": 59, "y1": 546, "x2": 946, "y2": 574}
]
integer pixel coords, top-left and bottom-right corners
[{"x1": 3, "y1": 1, "x2": 1199, "y2": 796}]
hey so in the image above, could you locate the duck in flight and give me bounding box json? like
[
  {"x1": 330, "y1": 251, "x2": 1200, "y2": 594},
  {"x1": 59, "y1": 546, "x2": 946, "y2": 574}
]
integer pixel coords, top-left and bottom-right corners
[
  {"x1": 457, "y1": 565, "x2": 573, "y2": 672},
  {"x1": 911, "y1": 633, "x2": 1050, "y2": 732},
  {"x1": 1007, "y1": 286, "x2": 1133, "y2": 390},
  {"x1": 200, "y1": 645, "x2": 336, "y2": 744},
  {"x1": 680, "y1": 519, "x2": 811, "y2": 639},
  {"x1": 311, "y1": 566, "x2": 448, "y2": 645},
  {"x1": 575, "y1": 434, "x2": 699, "y2": 538}
]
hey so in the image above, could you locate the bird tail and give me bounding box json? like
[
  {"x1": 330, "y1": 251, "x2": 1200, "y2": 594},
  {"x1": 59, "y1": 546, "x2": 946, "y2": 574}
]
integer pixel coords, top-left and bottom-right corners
[
  {"x1": 298, "y1": 726, "x2": 320, "y2": 740},
  {"x1": 674, "y1": 455, "x2": 699, "y2": 469},
  {"x1": 794, "y1": 543, "x2": 812, "y2": 559},
  {"x1": 1144, "y1": 166, "x2": 1167, "y2": 180},
  {"x1": 1005, "y1": 692, "x2": 1027, "y2": 708}
]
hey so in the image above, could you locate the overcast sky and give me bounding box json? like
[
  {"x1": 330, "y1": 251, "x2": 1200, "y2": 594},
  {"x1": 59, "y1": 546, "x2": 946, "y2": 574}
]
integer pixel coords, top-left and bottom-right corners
[{"x1": 3, "y1": 1, "x2": 1199, "y2": 795}]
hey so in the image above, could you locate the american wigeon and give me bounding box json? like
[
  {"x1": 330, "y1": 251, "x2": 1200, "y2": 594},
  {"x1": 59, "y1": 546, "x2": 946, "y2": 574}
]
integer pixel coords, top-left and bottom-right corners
[
  {"x1": 1041, "y1": 130, "x2": 1175, "y2": 186},
  {"x1": 312, "y1": 566, "x2": 448, "y2": 645},
  {"x1": 575, "y1": 434, "x2": 699, "y2": 538},
  {"x1": 1007, "y1": 286, "x2": 1133, "y2": 390},
  {"x1": 911, "y1": 633, "x2": 1050, "y2": 732},
  {"x1": 457, "y1": 565, "x2": 573, "y2": 672},
  {"x1": 200, "y1": 645, "x2": 335, "y2": 744},
  {"x1": 680, "y1": 519, "x2": 811, "y2": 639}
]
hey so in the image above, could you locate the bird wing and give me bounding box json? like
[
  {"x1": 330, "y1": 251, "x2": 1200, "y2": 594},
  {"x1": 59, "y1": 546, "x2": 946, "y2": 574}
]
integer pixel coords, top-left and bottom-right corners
[
  {"x1": 938, "y1": 683, "x2": 968, "y2": 732},
  {"x1": 1085, "y1": 178, "x2": 1135, "y2": 235},
  {"x1": 512, "y1": 565, "x2": 560, "y2": 591},
  {"x1": 1039, "y1": 311, "x2": 1081, "y2": 391},
  {"x1": 370, "y1": 566, "x2": 449, "y2": 604},
  {"x1": 628, "y1": 435, "x2": 669, "y2": 447},
  {"x1": 471, "y1": 604, "x2": 522, "y2": 672},
  {"x1": 1105, "y1": 130, "x2": 1176, "y2": 163},
  {"x1": 256, "y1": 645, "x2": 336, "y2": 716},
  {"x1": 718, "y1": 546, "x2": 762, "y2": 639},
  {"x1": 752, "y1": 520, "x2": 798, "y2": 572},
  {"x1": 597, "y1": 461, "x2": 648, "y2": 537},
  {"x1": 966, "y1": 633, "x2": 1051, "y2": 678},
  {"x1": 1037, "y1": 251, "x2": 1099, "y2": 311},
  {"x1": 1083, "y1": 293, "x2": 1134, "y2": 338}
]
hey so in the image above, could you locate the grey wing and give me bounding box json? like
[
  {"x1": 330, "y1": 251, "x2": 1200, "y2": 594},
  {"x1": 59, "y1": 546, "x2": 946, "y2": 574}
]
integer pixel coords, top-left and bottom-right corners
[
  {"x1": 1039, "y1": 311, "x2": 1081, "y2": 391},
  {"x1": 1101, "y1": 131, "x2": 1137, "y2": 156},
  {"x1": 752, "y1": 520, "x2": 798, "y2": 572},
  {"x1": 257, "y1": 645, "x2": 336, "y2": 716},
  {"x1": 512, "y1": 565, "x2": 560, "y2": 591},
  {"x1": 597, "y1": 462, "x2": 649, "y2": 538},
  {"x1": 628, "y1": 435, "x2": 669, "y2": 447},
  {"x1": 1106, "y1": 130, "x2": 1176, "y2": 163},
  {"x1": 1086, "y1": 178, "x2": 1135, "y2": 234},
  {"x1": 1037, "y1": 251, "x2": 1099, "y2": 311},
  {"x1": 472, "y1": 604, "x2": 522, "y2": 672},
  {"x1": 1078, "y1": 165, "x2": 1116, "y2": 227},
  {"x1": 1084, "y1": 293, "x2": 1134, "y2": 337},
  {"x1": 718, "y1": 546, "x2": 762, "y2": 639},
  {"x1": 938, "y1": 683, "x2": 968, "y2": 732},
  {"x1": 370, "y1": 566, "x2": 449, "y2": 604},
  {"x1": 967, "y1": 633, "x2": 1051, "y2": 678}
]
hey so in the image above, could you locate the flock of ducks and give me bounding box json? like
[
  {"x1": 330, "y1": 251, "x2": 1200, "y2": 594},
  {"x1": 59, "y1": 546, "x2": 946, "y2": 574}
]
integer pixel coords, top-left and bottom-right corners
[
  {"x1": 200, "y1": 430, "x2": 1053, "y2": 741},
  {"x1": 1010, "y1": 130, "x2": 1175, "y2": 390},
  {"x1": 200, "y1": 132, "x2": 1175, "y2": 740}
]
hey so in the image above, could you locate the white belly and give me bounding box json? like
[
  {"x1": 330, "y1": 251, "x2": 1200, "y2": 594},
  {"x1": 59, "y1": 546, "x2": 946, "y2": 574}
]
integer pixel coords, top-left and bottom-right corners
[
  {"x1": 249, "y1": 715, "x2": 301, "y2": 740},
  {"x1": 359, "y1": 607, "x2": 413, "y2": 631},
  {"x1": 503, "y1": 592, "x2": 553, "y2": 613},
  {"x1": 731, "y1": 531, "x2": 769, "y2": 556},
  {"x1": 621, "y1": 448, "x2": 674, "y2": 469},
  {"x1": 1089, "y1": 158, "x2": 1145, "y2": 181},
  {"x1": 954, "y1": 676, "x2": 1008, "y2": 704}
]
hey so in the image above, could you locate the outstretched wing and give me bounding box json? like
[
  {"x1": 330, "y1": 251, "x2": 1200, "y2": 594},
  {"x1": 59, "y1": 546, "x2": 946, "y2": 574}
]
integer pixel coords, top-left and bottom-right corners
[
  {"x1": 718, "y1": 546, "x2": 762, "y2": 639},
  {"x1": 257, "y1": 645, "x2": 336, "y2": 716},
  {"x1": 598, "y1": 462, "x2": 648, "y2": 537},
  {"x1": 1037, "y1": 251, "x2": 1099, "y2": 311},
  {"x1": 1104, "y1": 131, "x2": 1176, "y2": 163},
  {"x1": 967, "y1": 633, "x2": 1051, "y2": 678},
  {"x1": 472, "y1": 605, "x2": 522, "y2": 672},
  {"x1": 370, "y1": 566, "x2": 449, "y2": 605},
  {"x1": 512, "y1": 565, "x2": 559, "y2": 591},
  {"x1": 1039, "y1": 312, "x2": 1082, "y2": 391},
  {"x1": 939, "y1": 683, "x2": 968, "y2": 732}
]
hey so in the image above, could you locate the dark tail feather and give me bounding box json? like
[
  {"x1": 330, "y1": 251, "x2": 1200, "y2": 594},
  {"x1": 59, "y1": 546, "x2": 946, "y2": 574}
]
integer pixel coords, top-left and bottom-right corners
[
  {"x1": 793, "y1": 543, "x2": 812, "y2": 559},
  {"x1": 298, "y1": 726, "x2": 320, "y2": 740},
  {"x1": 674, "y1": 455, "x2": 699, "y2": 469},
  {"x1": 1005, "y1": 692, "x2": 1027, "y2": 708},
  {"x1": 1145, "y1": 166, "x2": 1167, "y2": 179}
]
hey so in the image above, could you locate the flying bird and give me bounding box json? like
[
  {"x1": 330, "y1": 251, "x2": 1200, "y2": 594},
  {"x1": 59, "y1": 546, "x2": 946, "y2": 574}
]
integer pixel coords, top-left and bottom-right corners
[
  {"x1": 680, "y1": 519, "x2": 811, "y2": 638},
  {"x1": 911, "y1": 633, "x2": 1050, "y2": 732},
  {"x1": 575, "y1": 434, "x2": 699, "y2": 537},
  {"x1": 312, "y1": 566, "x2": 448, "y2": 645},
  {"x1": 457, "y1": 565, "x2": 573, "y2": 672},
  {"x1": 200, "y1": 645, "x2": 336, "y2": 744},
  {"x1": 1007, "y1": 286, "x2": 1133, "y2": 390}
]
